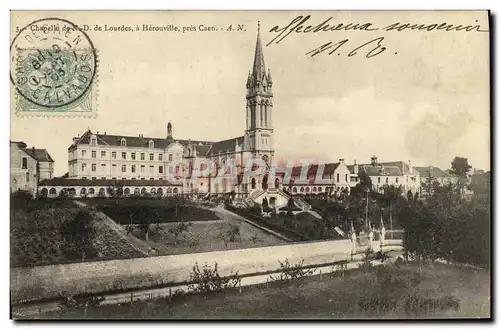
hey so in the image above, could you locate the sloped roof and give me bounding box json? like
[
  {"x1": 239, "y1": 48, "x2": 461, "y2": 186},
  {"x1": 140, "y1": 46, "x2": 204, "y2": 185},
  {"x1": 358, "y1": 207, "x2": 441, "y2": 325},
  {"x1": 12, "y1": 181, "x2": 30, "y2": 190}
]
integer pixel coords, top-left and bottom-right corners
[
  {"x1": 206, "y1": 136, "x2": 244, "y2": 155},
  {"x1": 288, "y1": 162, "x2": 341, "y2": 179},
  {"x1": 379, "y1": 161, "x2": 410, "y2": 174},
  {"x1": 71, "y1": 130, "x2": 214, "y2": 150},
  {"x1": 360, "y1": 164, "x2": 402, "y2": 176},
  {"x1": 414, "y1": 166, "x2": 449, "y2": 178},
  {"x1": 22, "y1": 148, "x2": 54, "y2": 162}
]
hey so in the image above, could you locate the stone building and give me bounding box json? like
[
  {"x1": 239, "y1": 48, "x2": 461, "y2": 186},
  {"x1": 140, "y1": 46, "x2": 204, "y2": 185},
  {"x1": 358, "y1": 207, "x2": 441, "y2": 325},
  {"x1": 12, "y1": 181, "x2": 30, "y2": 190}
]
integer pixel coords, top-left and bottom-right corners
[{"x1": 10, "y1": 141, "x2": 54, "y2": 195}]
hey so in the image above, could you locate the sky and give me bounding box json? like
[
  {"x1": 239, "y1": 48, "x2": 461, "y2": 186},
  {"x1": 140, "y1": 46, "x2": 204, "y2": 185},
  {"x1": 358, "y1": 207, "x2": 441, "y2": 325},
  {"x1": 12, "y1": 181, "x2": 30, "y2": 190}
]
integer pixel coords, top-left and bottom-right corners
[{"x1": 10, "y1": 10, "x2": 490, "y2": 176}]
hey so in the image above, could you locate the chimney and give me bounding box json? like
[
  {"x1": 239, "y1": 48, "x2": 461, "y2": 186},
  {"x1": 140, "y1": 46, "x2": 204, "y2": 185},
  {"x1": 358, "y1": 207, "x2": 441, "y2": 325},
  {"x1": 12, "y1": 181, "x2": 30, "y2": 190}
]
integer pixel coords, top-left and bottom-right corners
[
  {"x1": 167, "y1": 121, "x2": 173, "y2": 139},
  {"x1": 73, "y1": 137, "x2": 79, "y2": 144},
  {"x1": 353, "y1": 160, "x2": 359, "y2": 175},
  {"x1": 371, "y1": 156, "x2": 378, "y2": 166},
  {"x1": 339, "y1": 158, "x2": 345, "y2": 164}
]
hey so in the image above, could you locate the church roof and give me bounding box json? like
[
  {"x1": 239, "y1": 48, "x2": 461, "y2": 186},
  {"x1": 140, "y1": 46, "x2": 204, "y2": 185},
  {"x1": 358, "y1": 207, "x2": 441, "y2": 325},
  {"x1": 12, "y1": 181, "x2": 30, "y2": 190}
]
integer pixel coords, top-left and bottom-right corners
[{"x1": 206, "y1": 136, "x2": 244, "y2": 155}]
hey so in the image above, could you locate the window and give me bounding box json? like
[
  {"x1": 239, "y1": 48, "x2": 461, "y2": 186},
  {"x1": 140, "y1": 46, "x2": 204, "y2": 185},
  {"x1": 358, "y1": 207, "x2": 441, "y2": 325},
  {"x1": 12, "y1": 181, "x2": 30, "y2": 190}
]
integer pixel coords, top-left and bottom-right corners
[
  {"x1": 378, "y1": 177, "x2": 381, "y2": 183},
  {"x1": 92, "y1": 151, "x2": 96, "y2": 158},
  {"x1": 141, "y1": 178, "x2": 145, "y2": 180},
  {"x1": 149, "y1": 140, "x2": 154, "y2": 148},
  {"x1": 150, "y1": 178, "x2": 155, "y2": 180},
  {"x1": 82, "y1": 177, "x2": 87, "y2": 180},
  {"x1": 396, "y1": 177, "x2": 399, "y2": 183},
  {"x1": 92, "y1": 177, "x2": 97, "y2": 180},
  {"x1": 150, "y1": 165, "x2": 154, "y2": 173},
  {"x1": 81, "y1": 150, "x2": 87, "y2": 157},
  {"x1": 386, "y1": 177, "x2": 389, "y2": 184},
  {"x1": 91, "y1": 164, "x2": 96, "y2": 172},
  {"x1": 121, "y1": 165, "x2": 126, "y2": 173},
  {"x1": 336, "y1": 173, "x2": 340, "y2": 182},
  {"x1": 112, "y1": 152, "x2": 117, "y2": 159},
  {"x1": 159, "y1": 154, "x2": 163, "y2": 161},
  {"x1": 159, "y1": 166, "x2": 163, "y2": 174},
  {"x1": 131, "y1": 152, "x2": 136, "y2": 160},
  {"x1": 149, "y1": 153, "x2": 154, "y2": 161},
  {"x1": 22, "y1": 157, "x2": 27, "y2": 169},
  {"x1": 141, "y1": 153, "x2": 145, "y2": 160},
  {"x1": 140, "y1": 165, "x2": 145, "y2": 172},
  {"x1": 101, "y1": 164, "x2": 106, "y2": 171},
  {"x1": 120, "y1": 138, "x2": 127, "y2": 147},
  {"x1": 101, "y1": 151, "x2": 106, "y2": 158},
  {"x1": 26, "y1": 172, "x2": 30, "y2": 182},
  {"x1": 131, "y1": 165, "x2": 136, "y2": 173},
  {"x1": 101, "y1": 177, "x2": 106, "y2": 180},
  {"x1": 345, "y1": 174, "x2": 348, "y2": 182},
  {"x1": 90, "y1": 136, "x2": 97, "y2": 145},
  {"x1": 121, "y1": 152, "x2": 126, "y2": 160},
  {"x1": 112, "y1": 164, "x2": 117, "y2": 172},
  {"x1": 112, "y1": 177, "x2": 117, "y2": 180},
  {"x1": 168, "y1": 154, "x2": 173, "y2": 161},
  {"x1": 81, "y1": 163, "x2": 87, "y2": 171}
]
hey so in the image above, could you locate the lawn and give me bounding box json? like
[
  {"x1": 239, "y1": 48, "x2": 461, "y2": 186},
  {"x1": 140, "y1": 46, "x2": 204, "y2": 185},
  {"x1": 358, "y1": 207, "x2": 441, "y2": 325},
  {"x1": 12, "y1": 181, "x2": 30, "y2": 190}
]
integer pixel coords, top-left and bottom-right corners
[
  {"x1": 10, "y1": 197, "x2": 143, "y2": 268},
  {"x1": 127, "y1": 219, "x2": 286, "y2": 256},
  {"x1": 30, "y1": 262, "x2": 490, "y2": 319},
  {"x1": 84, "y1": 198, "x2": 220, "y2": 224}
]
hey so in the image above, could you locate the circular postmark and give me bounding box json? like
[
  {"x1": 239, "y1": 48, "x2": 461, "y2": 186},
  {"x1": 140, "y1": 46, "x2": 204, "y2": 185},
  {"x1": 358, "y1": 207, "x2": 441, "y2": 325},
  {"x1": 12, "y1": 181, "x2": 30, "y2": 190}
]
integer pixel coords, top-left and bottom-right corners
[{"x1": 10, "y1": 18, "x2": 97, "y2": 109}]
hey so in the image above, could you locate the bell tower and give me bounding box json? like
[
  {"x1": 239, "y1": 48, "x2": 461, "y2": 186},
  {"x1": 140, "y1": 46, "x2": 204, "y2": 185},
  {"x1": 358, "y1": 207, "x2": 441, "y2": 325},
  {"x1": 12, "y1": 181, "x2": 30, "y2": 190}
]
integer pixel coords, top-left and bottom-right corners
[{"x1": 245, "y1": 21, "x2": 274, "y2": 162}]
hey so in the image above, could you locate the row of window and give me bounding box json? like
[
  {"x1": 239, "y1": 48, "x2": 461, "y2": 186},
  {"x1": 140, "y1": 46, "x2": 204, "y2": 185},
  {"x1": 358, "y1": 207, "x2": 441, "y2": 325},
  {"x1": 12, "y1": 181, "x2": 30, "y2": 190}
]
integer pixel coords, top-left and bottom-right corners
[
  {"x1": 81, "y1": 177, "x2": 165, "y2": 180},
  {"x1": 90, "y1": 136, "x2": 156, "y2": 149},
  {"x1": 81, "y1": 163, "x2": 165, "y2": 174},
  {"x1": 40, "y1": 186, "x2": 180, "y2": 196},
  {"x1": 80, "y1": 150, "x2": 174, "y2": 161},
  {"x1": 377, "y1": 177, "x2": 400, "y2": 184}
]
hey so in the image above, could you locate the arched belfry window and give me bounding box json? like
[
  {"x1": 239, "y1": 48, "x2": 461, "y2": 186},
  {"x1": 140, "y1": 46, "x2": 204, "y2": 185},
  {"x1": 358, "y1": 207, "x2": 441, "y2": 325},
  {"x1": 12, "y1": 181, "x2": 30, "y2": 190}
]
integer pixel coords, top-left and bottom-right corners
[
  {"x1": 120, "y1": 138, "x2": 127, "y2": 147},
  {"x1": 149, "y1": 140, "x2": 154, "y2": 148}
]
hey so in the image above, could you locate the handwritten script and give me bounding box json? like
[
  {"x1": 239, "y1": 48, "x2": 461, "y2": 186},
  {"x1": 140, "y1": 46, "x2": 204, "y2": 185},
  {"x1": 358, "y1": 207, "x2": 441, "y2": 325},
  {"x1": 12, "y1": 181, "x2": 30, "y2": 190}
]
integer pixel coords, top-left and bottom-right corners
[{"x1": 266, "y1": 15, "x2": 489, "y2": 58}]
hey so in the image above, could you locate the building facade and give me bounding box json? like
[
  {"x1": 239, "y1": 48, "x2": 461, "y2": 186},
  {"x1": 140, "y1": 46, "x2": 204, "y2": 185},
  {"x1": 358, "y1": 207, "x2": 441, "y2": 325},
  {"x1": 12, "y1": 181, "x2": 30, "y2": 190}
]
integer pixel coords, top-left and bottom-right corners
[
  {"x1": 352, "y1": 156, "x2": 421, "y2": 197},
  {"x1": 10, "y1": 141, "x2": 54, "y2": 195}
]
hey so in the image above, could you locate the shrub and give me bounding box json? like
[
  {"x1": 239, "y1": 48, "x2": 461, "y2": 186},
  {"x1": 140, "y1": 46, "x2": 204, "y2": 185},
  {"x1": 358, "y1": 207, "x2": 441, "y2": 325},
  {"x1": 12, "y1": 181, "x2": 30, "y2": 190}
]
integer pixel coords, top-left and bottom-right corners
[
  {"x1": 187, "y1": 262, "x2": 241, "y2": 294},
  {"x1": 269, "y1": 258, "x2": 315, "y2": 282}
]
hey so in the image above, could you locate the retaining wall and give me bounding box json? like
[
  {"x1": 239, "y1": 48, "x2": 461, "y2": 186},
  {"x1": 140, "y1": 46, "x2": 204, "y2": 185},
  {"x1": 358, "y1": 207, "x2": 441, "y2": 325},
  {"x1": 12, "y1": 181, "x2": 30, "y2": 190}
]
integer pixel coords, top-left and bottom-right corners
[{"x1": 11, "y1": 239, "x2": 402, "y2": 303}]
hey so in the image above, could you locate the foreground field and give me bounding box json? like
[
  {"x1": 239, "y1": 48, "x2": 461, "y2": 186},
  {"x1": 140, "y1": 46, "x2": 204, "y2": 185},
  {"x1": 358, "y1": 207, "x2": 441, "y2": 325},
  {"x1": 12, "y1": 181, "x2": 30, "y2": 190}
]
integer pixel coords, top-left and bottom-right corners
[
  {"x1": 127, "y1": 218, "x2": 286, "y2": 256},
  {"x1": 10, "y1": 198, "x2": 142, "y2": 268},
  {"x1": 32, "y1": 262, "x2": 490, "y2": 319},
  {"x1": 84, "y1": 198, "x2": 220, "y2": 224}
]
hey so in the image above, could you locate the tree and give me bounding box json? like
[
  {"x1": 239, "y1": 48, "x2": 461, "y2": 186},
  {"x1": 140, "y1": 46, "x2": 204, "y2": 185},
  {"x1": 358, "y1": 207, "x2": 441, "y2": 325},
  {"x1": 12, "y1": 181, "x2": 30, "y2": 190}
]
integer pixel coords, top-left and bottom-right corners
[
  {"x1": 62, "y1": 210, "x2": 96, "y2": 261},
  {"x1": 168, "y1": 221, "x2": 192, "y2": 244},
  {"x1": 286, "y1": 196, "x2": 295, "y2": 216},
  {"x1": 352, "y1": 169, "x2": 372, "y2": 195},
  {"x1": 137, "y1": 206, "x2": 157, "y2": 241},
  {"x1": 450, "y1": 157, "x2": 472, "y2": 197}
]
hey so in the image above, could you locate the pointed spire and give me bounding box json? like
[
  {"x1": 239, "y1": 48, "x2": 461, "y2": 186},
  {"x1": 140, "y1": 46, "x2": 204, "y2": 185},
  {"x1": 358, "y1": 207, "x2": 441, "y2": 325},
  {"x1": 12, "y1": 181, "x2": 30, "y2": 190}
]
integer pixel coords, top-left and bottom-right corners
[
  {"x1": 267, "y1": 68, "x2": 273, "y2": 84},
  {"x1": 252, "y1": 21, "x2": 266, "y2": 82}
]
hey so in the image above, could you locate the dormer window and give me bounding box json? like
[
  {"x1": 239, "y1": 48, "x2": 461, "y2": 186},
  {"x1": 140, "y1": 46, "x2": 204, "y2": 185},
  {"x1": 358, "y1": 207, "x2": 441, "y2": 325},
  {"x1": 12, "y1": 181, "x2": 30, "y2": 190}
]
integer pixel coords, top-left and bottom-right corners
[
  {"x1": 148, "y1": 140, "x2": 154, "y2": 148},
  {"x1": 90, "y1": 135, "x2": 97, "y2": 146},
  {"x1": 120, "y1": 138, "x2": 127, "y2": 147}
]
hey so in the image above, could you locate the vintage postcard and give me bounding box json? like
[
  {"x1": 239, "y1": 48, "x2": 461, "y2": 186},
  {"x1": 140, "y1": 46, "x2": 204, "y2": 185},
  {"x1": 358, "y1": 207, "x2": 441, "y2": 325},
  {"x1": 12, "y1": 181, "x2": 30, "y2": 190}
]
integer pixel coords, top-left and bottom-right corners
[{"x1": 10, "y1": 10, "x2": 490, "y2": 320}]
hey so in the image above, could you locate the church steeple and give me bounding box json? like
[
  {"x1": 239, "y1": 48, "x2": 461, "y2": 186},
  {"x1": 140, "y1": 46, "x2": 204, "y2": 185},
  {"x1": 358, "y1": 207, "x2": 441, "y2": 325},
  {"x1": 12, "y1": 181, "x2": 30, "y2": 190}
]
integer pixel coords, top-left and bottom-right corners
[
  {"x1": 252, "y1": 21, "x2": 266, "y2": 83},
  {"x1": 244, "y1": 21, "x2": 274, "y2": 156}
]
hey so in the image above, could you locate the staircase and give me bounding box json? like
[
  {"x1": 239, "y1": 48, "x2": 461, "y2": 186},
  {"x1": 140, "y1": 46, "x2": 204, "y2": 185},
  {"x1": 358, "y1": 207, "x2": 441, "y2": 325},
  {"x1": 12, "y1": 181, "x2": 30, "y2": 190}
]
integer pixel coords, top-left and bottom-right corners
[{"x1": 293, "y1": 195, "x2": 311, "y2": 211}]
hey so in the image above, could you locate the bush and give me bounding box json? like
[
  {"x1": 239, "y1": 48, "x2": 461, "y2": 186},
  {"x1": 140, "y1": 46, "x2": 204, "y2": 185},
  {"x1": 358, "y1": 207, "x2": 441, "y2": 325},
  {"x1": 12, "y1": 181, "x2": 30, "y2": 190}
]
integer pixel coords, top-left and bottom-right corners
[
  {"x1": 187, "y1": 262, "x2": 241, "y2": 294},
  {"x1": 269, "y1": 258, "x2": 315, "y2": 283}
]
